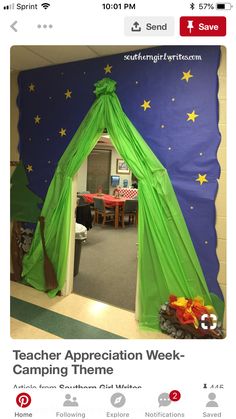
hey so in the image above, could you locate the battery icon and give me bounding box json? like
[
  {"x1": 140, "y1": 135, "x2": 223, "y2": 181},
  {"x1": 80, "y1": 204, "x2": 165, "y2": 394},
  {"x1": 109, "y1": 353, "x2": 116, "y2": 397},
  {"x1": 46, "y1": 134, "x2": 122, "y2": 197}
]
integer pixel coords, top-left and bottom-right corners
[{"x1": 216, "y1": 3, "x2": 233, "y2": 9}]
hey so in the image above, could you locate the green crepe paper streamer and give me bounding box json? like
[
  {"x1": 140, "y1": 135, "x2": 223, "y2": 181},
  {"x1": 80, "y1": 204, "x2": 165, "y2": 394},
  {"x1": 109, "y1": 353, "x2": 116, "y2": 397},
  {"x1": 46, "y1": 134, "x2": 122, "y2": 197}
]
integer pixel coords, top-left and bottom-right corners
[{"x1": 22, "y1": 78, "x2": 224, "y2": 330}]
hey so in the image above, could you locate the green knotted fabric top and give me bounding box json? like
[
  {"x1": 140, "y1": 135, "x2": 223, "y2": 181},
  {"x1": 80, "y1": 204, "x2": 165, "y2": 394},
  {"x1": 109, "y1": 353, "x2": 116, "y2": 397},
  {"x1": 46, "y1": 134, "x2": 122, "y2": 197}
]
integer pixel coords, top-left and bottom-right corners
[{"x1": 94, "y1": 78, "x2": 117, "y2": 97}]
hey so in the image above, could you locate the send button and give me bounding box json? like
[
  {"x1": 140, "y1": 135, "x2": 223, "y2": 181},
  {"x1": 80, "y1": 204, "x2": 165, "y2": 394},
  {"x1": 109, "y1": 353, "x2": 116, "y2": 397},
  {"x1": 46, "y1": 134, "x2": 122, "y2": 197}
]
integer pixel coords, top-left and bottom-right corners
[{"x1": 125, "y1": 17, "x2": 174, "y2": 36}]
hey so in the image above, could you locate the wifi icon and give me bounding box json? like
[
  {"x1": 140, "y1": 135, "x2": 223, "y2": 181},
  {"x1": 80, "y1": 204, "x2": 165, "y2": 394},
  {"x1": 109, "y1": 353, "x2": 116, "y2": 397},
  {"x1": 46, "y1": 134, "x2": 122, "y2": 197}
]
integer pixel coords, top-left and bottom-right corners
[{"x1": 41, "y1": 3, "x2": 50, "y2": 9}]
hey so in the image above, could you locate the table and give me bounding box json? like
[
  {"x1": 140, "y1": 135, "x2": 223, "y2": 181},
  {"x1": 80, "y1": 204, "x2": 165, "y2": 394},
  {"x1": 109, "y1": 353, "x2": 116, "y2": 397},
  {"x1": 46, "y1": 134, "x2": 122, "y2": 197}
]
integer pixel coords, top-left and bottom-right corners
[{"x1": 82, "y1": 193, "x2": 126, "y2": 229}]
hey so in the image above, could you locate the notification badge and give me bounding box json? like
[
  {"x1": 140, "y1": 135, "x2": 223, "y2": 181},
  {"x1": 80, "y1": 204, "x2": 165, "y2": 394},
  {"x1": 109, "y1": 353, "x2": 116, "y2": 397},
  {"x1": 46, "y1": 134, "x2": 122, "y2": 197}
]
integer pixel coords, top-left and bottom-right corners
[
  {"x1": 16, "y1": 393, "x2": 32, "y2": 408},
  {"x1": 169, "y1": 390, "x2": 181, "y2": 402}
]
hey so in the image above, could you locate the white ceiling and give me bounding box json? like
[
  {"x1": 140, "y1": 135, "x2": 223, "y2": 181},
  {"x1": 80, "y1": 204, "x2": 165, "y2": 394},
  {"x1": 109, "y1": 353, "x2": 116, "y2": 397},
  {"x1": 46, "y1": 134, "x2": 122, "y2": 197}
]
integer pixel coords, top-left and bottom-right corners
[{"x1": 10, "y1": 45, "x2": 153, "y2": 71}]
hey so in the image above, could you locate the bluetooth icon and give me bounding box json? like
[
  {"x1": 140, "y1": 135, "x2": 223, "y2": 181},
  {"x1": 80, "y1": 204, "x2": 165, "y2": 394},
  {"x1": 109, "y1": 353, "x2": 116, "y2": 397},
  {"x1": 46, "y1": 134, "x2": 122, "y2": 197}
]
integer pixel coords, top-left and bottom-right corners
[{"x1": 190, "y1": 2, "x2": 195, "y2": 9}]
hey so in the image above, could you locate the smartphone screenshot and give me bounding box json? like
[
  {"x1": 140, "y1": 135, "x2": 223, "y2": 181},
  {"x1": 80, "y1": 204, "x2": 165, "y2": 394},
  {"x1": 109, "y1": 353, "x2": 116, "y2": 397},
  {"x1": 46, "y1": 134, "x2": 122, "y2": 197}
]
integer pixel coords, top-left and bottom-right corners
[{"x1": 0, "y1": 0, "x2": 235, "y2": 417}]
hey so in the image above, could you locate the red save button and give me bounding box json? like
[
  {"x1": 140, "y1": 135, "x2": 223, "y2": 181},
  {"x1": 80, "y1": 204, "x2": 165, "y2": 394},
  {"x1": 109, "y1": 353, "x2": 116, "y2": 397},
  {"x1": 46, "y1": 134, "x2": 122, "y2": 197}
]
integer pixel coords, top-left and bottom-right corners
[{"x1": 180, "y1": 16, "x2": 226, "y2": 36}]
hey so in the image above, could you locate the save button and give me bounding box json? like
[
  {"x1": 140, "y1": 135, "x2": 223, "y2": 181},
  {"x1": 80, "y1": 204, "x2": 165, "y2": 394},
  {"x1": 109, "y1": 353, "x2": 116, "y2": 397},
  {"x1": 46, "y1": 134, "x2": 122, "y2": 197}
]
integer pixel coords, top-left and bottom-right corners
[{"x1": 180, "y1": 16, "x2": 226, "y2": 36}]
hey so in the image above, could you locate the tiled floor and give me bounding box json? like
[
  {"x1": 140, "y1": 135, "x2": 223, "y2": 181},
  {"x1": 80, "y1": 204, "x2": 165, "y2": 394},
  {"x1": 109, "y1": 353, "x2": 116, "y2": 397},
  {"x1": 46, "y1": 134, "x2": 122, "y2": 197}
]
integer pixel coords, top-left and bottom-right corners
[{"x1": 10, "y1": 282, "x2": 169, "y2": 339}]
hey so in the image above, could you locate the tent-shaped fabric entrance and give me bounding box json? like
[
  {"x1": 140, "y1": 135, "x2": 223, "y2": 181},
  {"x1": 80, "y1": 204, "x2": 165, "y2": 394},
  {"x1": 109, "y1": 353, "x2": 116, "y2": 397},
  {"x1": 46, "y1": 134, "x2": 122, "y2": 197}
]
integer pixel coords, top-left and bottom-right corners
[{"x1": 22, "y1": 78, "x2": 223, "y2": 330}]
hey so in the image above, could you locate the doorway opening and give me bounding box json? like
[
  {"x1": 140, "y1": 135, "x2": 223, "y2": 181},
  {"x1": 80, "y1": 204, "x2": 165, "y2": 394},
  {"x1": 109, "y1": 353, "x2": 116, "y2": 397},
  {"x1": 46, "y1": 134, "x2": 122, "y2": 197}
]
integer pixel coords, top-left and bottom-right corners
[{"x1": 73, "y1": 134, "x2": 138, "y2": 312}]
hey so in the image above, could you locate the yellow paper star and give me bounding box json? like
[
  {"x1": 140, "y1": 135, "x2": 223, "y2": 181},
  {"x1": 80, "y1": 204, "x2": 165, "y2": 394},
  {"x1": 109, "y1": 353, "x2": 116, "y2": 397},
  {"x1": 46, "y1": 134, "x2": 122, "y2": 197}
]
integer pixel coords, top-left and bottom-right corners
[
  {"x1": 59, "y1": 128, "x2": 66, "y2": 137},
  {"x1": 187, "y1": 110, "x2": 199, "y2": 122},
  {"x1": 196, "y1": 174, "x2": 208, "y2": 185},
  {"x1": 34, "y1": 115, "x2": 41, "y2": 124},
  {"x1": 65, "y1": 89, "x2": 72, "y2": 99},
  {"x1": 104, "y1": 64, "x2": 112, "y2": 74},
  {"x1": 141, "y1": 100, "x2": 151, "y2": 111},
  {"x1": 29, "y1": 83, "x2": 35, "y2": 92},
  {"x1": 181, "y1": 70, "x2": 193, "y2": 83},
  {"x1": 26, "y1": 164, "x2": 33, "y2": 173}
]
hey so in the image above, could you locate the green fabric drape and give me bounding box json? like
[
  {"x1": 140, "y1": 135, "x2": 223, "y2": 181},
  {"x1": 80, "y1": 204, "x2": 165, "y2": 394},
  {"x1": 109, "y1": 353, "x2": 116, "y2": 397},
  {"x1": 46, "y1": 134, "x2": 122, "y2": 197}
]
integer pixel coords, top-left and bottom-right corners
[{"x1": 22, "y1": 78, "x2": 223, "y2": 330}]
